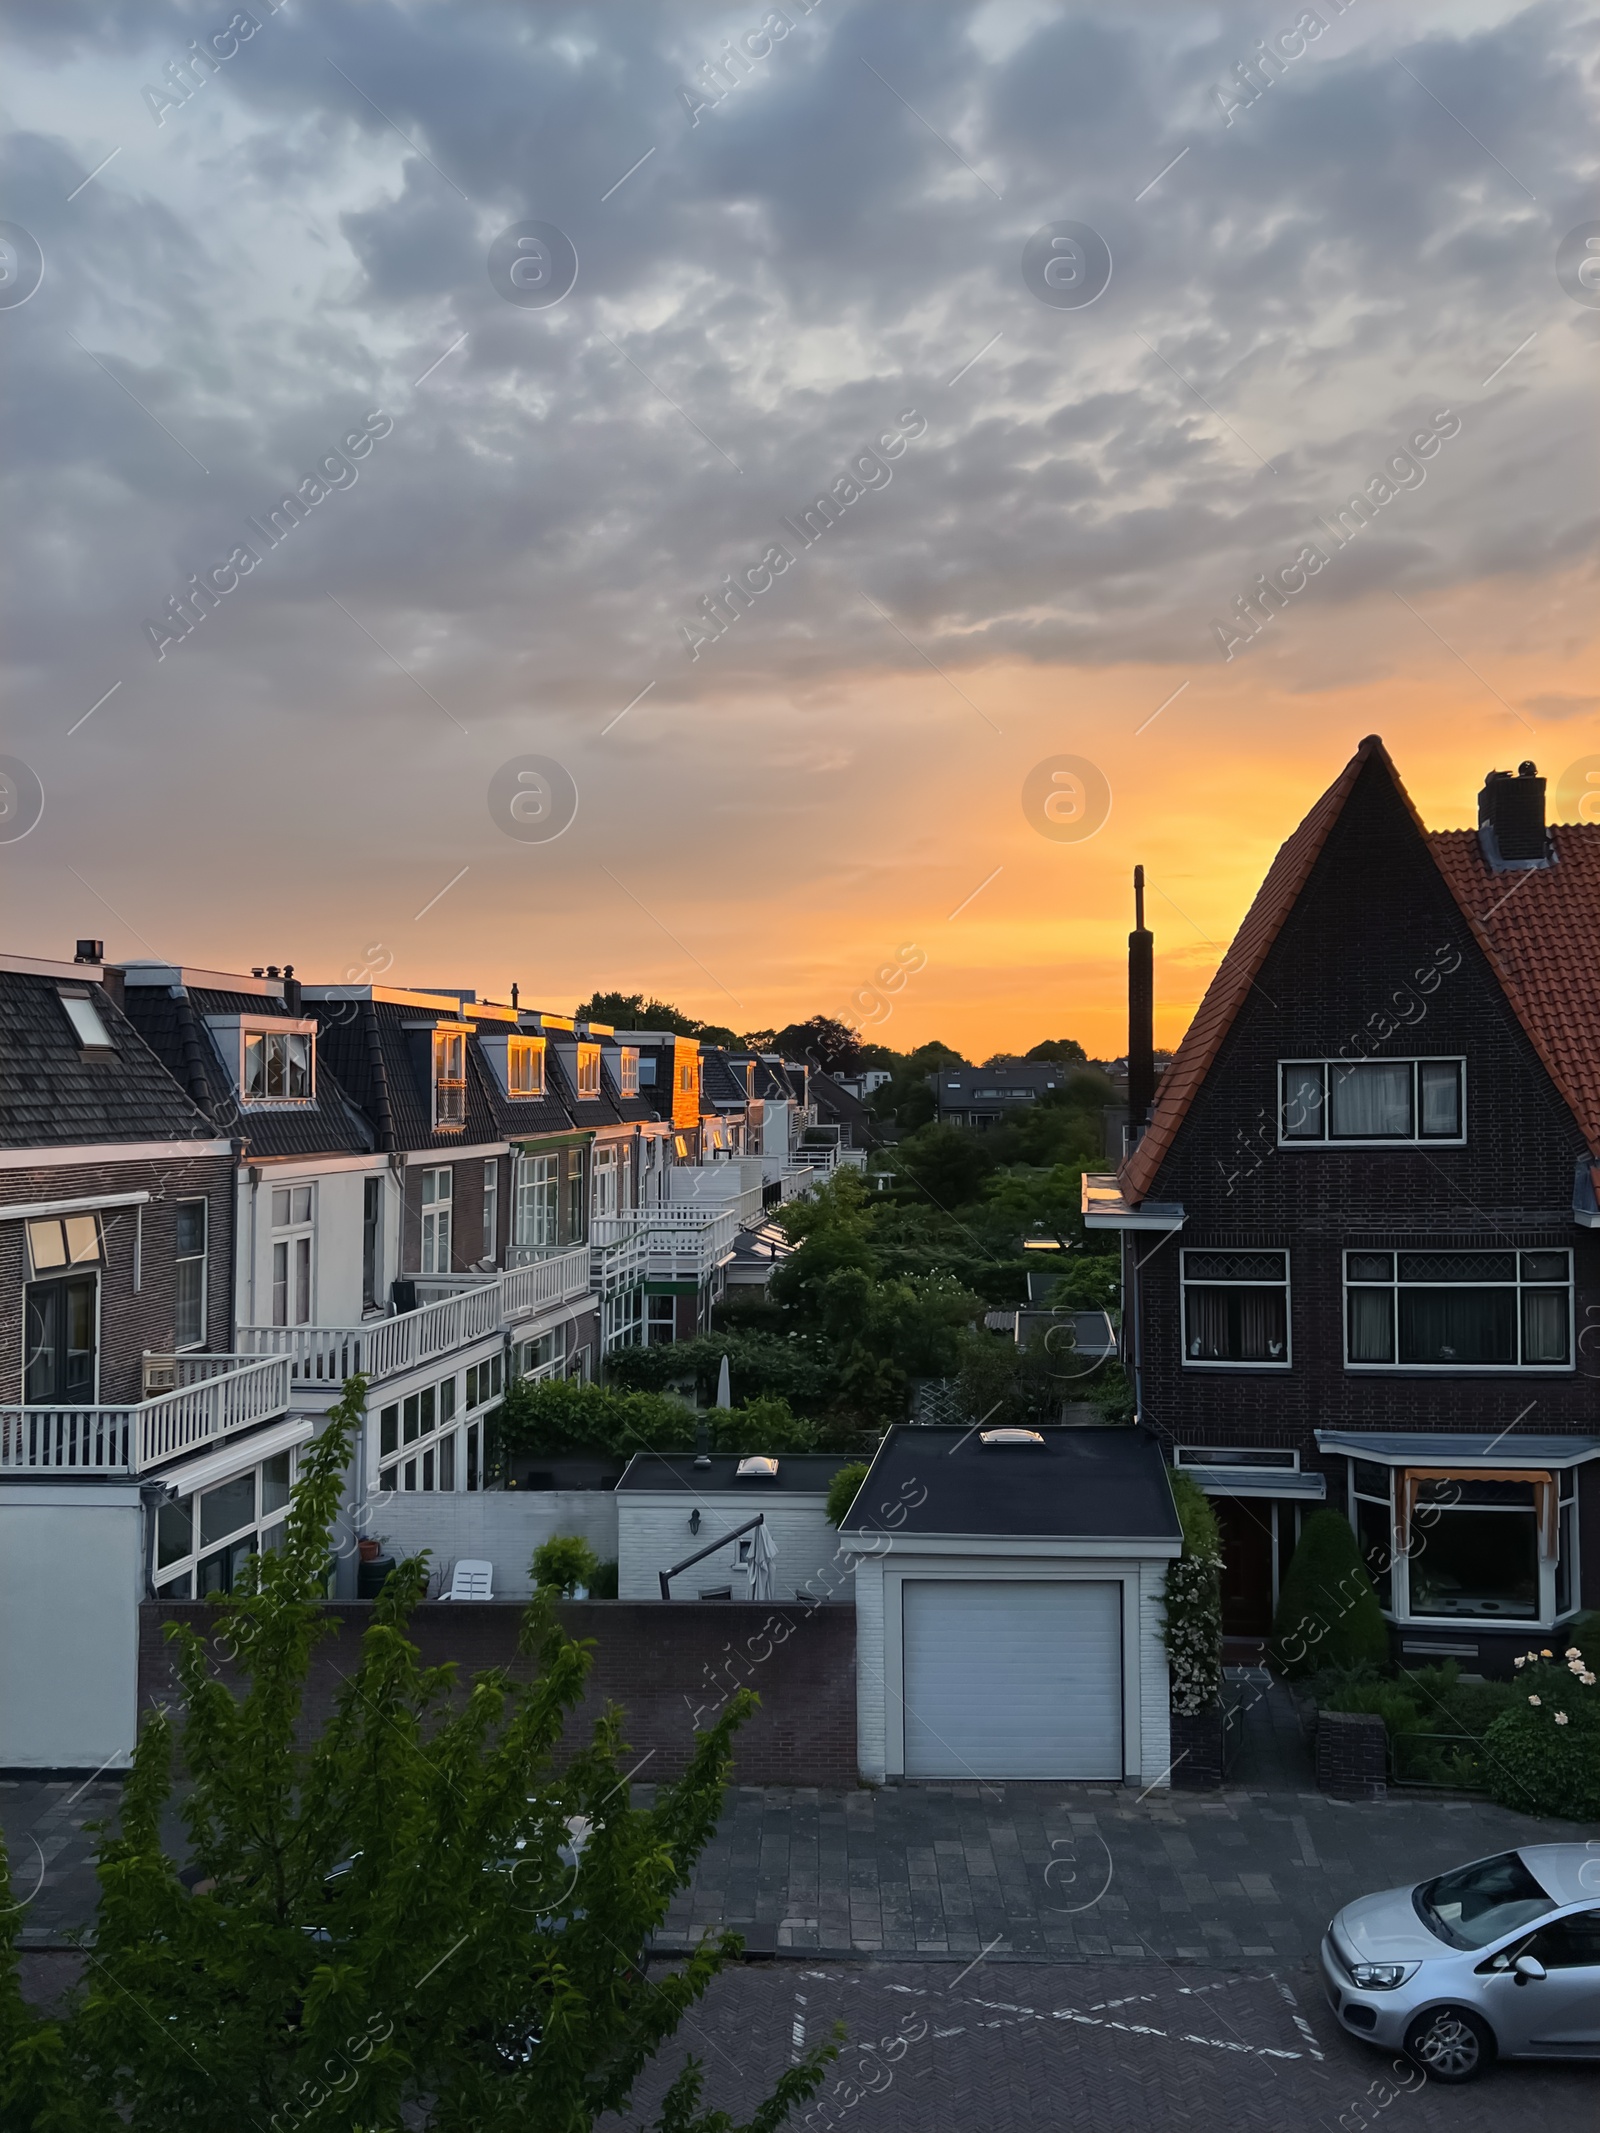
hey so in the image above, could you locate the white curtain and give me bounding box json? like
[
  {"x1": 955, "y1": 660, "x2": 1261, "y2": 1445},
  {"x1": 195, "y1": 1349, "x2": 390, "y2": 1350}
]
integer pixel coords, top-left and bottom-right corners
[{"x1": 1329, "y1": 1061, "x2": 1412, "y2": 1137}]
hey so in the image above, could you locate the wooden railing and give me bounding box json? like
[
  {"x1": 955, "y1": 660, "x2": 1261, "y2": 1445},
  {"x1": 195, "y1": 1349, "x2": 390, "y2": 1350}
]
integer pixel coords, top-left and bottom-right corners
[
  {"x1": 0, "y1": 1355, "x2": 292, "y2": 1476},
  {"x1": 590, "y1": 1206, "x2": 738, "y2": 1281}
]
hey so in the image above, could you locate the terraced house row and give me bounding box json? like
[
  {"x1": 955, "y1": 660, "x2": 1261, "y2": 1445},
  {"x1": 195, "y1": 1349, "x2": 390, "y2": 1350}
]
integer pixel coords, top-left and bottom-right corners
[{"x1": 0, "y1": 950, "x2": 834, "y2": 1769}]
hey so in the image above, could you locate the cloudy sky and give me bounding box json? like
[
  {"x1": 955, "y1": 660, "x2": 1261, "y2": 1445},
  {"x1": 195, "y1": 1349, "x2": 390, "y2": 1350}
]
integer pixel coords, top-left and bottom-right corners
[{"x1": 2, "y1": 0, "x2": 1596, "y2": 1055}]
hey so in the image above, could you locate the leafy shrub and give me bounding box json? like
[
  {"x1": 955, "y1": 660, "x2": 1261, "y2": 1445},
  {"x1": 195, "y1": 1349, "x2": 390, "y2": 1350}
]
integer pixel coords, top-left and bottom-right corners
[
  {"x1": 493, "y1": 1377, "x2": 695, "y2": 1460},
  {"x1": 1483, "y1": 1641, "x2": 1600, "y2": 1821},
  {"x1": 1270, "y1": 1510, "x2": 1389, "y2": 1678},
  {"x1": 589, "y1": 1558, "x2": 619, "y2": 1600},
  {"x1": 531, "y1": 1535, "x2": 600, "y2": 1594},
  {"x1": 825, "y1": 1461, "x2": 871, "y2": 1528},
  {"x1": 1161, "y1": 1470, "x2": 1222, "y2": 1716},
  {"x1": 604, "y1": 1332, "x2": 833, "y2": 1413},
  {"x1": 708, "y1": 1395, "x2": 818, "y2": 1454}
]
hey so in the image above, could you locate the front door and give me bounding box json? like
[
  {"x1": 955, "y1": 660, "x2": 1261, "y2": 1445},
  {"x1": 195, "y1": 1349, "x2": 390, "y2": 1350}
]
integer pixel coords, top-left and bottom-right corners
[
  {"x1": 24, "y1": 1276, "x2": 97, "y2": 1402},
  {"x1": 1212, "y1": 1496, "x2": 1276, "y2": 1638}
]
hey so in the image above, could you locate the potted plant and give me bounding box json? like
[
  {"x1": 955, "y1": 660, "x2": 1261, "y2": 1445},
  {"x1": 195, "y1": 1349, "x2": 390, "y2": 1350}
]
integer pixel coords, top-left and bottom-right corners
[{"x1": 357, "y1": 1534, "x2": 387, "y2": 1564}]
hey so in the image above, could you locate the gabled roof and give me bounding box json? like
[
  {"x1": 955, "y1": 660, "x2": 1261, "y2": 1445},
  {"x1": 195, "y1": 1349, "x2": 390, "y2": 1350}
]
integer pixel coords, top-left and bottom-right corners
[
  {"x1": 1121, "y1": 737, "x2": 1382, "y2": 1200},
  {"x1": 1121, "y1": 737, "x2": 1600, "y2": 1202},
  {"x1": 1427, "y1": 822, "x2": 1600, "y2": 1158},
  {"x1": 0, "y1": 968, "x2": 219, "y2": 1150}
]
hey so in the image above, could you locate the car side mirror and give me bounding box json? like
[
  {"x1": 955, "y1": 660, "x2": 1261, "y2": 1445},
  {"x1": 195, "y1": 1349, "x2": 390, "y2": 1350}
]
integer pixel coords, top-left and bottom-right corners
[{"x1": 1513, "y1": 1955, "x2": 1546, "y2": 1985}]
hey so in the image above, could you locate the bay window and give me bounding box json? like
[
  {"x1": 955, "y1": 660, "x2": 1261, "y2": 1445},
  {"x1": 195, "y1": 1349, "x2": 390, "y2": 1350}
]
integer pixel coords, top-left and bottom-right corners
[
  {"x1": 1344, "y1": 1249, "x2": 1571, "y2": 1369},
  {"x1": 1346, "y1": 1459, "x2": 1580, "y2": 1627}
]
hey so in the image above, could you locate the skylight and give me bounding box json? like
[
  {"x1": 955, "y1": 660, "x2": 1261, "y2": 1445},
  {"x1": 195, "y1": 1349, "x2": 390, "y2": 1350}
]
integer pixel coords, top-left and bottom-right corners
[
  {"x1": 58, "y1": 991, "x2": 114, "y2": 1049},
  {"x1": 979, "y1": 1427, "x2": 1045, "y2": 1446}
]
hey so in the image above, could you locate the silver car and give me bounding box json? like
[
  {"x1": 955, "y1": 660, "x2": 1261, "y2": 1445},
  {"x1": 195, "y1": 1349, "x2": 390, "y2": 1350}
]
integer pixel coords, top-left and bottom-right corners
[{"x1": 1321, "y1": 1845, "x2": 1600, "y2": 2080}]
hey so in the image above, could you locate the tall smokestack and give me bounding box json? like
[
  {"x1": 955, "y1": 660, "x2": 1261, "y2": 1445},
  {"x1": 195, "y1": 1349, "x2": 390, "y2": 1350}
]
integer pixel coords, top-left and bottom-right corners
[{"x1": 1128, "y1": 865, "x2": 1154, "y2": 1137}]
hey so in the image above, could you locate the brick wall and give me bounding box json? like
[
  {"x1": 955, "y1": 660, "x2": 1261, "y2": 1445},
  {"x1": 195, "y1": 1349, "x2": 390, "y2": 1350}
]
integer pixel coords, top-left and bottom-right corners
[
  {"x1": 1, "y1": 1153, "x2": 235, "y2": 1404},
  {"x1": 1315, "y1": 1709, "x2": 1387, "y2": 1800},
  {"x1": 139, "y1": 1597, "x2": 857, "y2": 1785}
]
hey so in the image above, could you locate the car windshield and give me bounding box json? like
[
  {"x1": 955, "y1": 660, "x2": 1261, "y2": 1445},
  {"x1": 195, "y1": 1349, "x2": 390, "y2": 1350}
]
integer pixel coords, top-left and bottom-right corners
[{"x1": 1414, "y1": 1851, "x2": 1556, "y2": 1950}]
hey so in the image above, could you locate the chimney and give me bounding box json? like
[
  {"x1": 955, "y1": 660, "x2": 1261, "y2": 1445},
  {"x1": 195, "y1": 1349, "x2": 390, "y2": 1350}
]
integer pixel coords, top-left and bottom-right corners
[
  {"x1": 282, "y1": 964, "x2": 302, "y2": 1013},
  {"x1": 1127, "y1": 865, "x2": 1155, "y2": 1135},
  {"x1": 1478, "y1": 760, "x2": 1549, "y2": 870}
]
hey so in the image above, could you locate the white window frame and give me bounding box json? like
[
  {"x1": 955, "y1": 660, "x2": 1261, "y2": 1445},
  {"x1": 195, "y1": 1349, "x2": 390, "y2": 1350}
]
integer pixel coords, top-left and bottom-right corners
[
  {"x1": 507, "y1": 1036, "x2": 544, "y2": 1097},
  {"x1": 576, "y1": 1044, "x2": 601, "y2": 1098},
  {"x1": 619, "y1": 1047, "x2": 639, "y2": 1096},
  {"x1": 1342, "y1": 1247, "x2": 1574, "y2": 1373},
  {"x1": 239, "y1": 1023, "x2": 316, "y2": 1107},
  {"x1": 152, "y1": 1449, "x2": 296, "y2": 1599},
  {"x1": 1350, "y1": 1457, "x2": 1582, "y2": 1630},
  {"x1": 174, "y1": 1197, "x2": 208, "y2": 1350},
  {"x1": 591, "y1": 1143, "x2": 619, "y2": 1219},
  {"x1": 269, "y1": 1183, "x2": 316, "y2": 1329},
  {"x1": 513, "y1": 1153, "x2": 559, "y2": 1251},
  {"x1": 1179, "y1": 1248, "x2": 1292, "y2": 1371},
  {"x1": 481, "y1": 1159, "x2": 499, "y2": 1262},
  {"x1": 420, "y1": 1166, "x2": 453, "y2": 1275},
  {"x1": 377, "y1": 1375, "x2": 462, "y2": 1494},
  {"x1": 1278, "y1": 1057, "x2": 1466, "y2": 1147},
  {"x1": 432, "y1": 1028, "x2": 467, "y2": 1129},
  {"x1": 58, "y1": 989, "x2": 116, "y2": 1050}
]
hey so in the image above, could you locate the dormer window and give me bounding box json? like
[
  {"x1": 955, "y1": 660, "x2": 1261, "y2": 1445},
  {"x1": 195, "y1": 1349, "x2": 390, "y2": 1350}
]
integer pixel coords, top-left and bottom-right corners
[
  {"x1": 576, "y1": 1044, "x2": 601, "y2": 1098},
  {"x1": 243, "y1": 1028, "x2": 313, "y2": 1103},
  {"x1": 433, "y1": 1030, "x2": 467, "y2": 1127},
  {"x1": 619, "y1": 1047, "x2": 639, "y2": 1096},
  {"x1": 508, "y1": 1036, "x2": 544, "y2": 1097},
  {"x1": 58, "y1": 989, "x2": 115, "y2": 1051}
]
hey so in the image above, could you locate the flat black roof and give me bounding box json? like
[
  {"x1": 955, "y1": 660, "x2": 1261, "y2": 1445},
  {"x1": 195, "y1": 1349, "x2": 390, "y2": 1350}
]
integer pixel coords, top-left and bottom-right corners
[
  {"x1": 617, "y1": 1452, "x2": 855, "y2": 1495},
  {"x1": 839, "y1": 1425, "x2": 1181, "y2": 1542}
]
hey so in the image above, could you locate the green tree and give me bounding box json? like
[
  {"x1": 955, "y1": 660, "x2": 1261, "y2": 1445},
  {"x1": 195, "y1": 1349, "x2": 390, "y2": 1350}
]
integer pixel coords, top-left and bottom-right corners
[
  {"x1": 1162, "y1": 1472, "x2": 1224, "y2": 1716},
  {"x1": 769, "y1": 1018, "x2": 861, "y2": 1074},
  {"x1": 0, "y1": 1379, "x2": 836, "y2": 2131},
  {"x1": 1024, "y1": 1038, "x2": 1089, "y2": 1065},
  {"x1": 824, "y1": 1463, "x2": 871, "y2": 1528},
  {"x1": 574, "y1": 991, "x2": 701, "y2": 1036},
  {"x1": 891, "y1": 1126, "x2": 992, "y2": 1212},
  {"x1": 708, "y1": 1396, "x2": 817, "y2": 1455},
  {"x1": 1270, "y1": 1510, "x2": 1390, "y2": 1678}
]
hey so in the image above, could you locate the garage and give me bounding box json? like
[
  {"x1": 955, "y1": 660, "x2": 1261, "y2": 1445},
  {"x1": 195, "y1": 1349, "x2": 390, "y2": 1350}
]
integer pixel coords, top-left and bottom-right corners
[
  {"x1": 901, "y1": 1578, "x2": 1123, "y2": 1780},
  {"x1": 840, "y1": 1423, "x2": 1182, "y2": 1789}
]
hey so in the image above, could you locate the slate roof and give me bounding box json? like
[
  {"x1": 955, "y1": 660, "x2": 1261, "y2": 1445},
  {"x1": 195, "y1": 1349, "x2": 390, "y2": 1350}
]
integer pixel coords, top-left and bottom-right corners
[
  {"x1": 0, "y1": 969, "x2": 217, "y2": 1150},
  {"x1": 1428, "y1": 821, "x2": 1600, "y2": 1158},
  {"x1": 310, "y1": 996, "x2": 556, "y2": 1153},
  {"x1": 119, "y1": 981, "x2": 374, "y2": 1161},
  {"x1": 839, "y1": 1424, "x2": 1181, "y2": 1542},
  {"x1": 699, "y1": 1048, "x2": 752, "y2": 1111},
  {"x1": 1121, "y1": 737, "x2": 1600, "y2": 1202}
]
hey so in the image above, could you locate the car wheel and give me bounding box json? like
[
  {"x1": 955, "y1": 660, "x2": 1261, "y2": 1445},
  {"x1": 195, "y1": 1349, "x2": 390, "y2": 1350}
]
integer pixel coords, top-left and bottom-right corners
[{"x1": 1404, "y1": 2006, "x2": 1495, "y2": 2083}]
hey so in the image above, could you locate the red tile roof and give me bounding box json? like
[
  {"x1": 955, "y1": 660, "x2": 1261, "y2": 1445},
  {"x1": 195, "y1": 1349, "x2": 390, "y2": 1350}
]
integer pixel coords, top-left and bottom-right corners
[
  {"x1": 1427, "y1": 820, "x2": 1600, "y2": 1158},
  {"x1": 1120, "y1": 737, "x2": 1600, "y2": 1203}
]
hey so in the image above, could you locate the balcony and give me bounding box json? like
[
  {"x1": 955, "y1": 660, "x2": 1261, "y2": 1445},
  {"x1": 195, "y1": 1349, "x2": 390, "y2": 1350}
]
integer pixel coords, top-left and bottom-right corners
[
  {"x1": 0, "y1": 1353, "x2": 291, "y2": 1476},
  {"x1": 239, "y1": 1249, "x2": 592, "y2": 1390},
  {"x1": 591, "y1": 1206, "x2": 738, "y2": 1284}
]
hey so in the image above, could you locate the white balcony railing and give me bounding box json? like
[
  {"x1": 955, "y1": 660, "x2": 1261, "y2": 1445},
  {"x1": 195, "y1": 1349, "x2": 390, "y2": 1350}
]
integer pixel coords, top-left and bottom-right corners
[
  {"x1": 591, "y1": 1206, "x2": 738, "y2": 1282},
  {"x1": 0, "y1": 1354, "x2": 292, "y2": 1476},
  {"x1": 778, "y1": 1166, "x2": 817, "y2": 1202},
  {"x1": 239, "y1": 1248, "x2": 592, "y2": 1389}
]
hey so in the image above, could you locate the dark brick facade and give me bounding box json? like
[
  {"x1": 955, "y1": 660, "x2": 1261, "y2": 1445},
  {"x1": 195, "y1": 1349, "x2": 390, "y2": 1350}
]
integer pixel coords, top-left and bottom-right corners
[
  {"x1": 1315, "y1": 1709, "x2": 1387, "y2": 1800},
  {"x1": 1131, "y1": 757, "x2": 1600, "y2": 1615},
  {"x1": 139, "y1": 1598, "x2": 858, "y2": 1785},
  {"x1": 1, "y1": 1152, "x2": 236, "y2": 1405},
  {"x1": 400, "y1": 1145, "x2": 590, "y2": 1276}
]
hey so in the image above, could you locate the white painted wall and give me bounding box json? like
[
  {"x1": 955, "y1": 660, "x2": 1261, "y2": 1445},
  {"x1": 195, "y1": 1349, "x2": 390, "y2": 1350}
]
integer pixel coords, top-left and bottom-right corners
[
  {"x1": 235, "y1": 1157, "x2": 395, "y2": 1331},
  {"x1": 618, "y1": 1491, "x2": 846, "y2": 1601},
  {"x1": 849, "y1": 1545, "x2": 1174, "y2": 1788},
  {"x1": 0, "y1": 1483, "x2": 141, "y2": 1770},
  {"x1": 372, "y1": 1489, "x2": 619, "y2": 1598}
]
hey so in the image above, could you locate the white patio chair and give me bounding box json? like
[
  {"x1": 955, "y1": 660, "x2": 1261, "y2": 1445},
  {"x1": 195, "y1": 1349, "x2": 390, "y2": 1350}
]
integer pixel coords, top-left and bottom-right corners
[{"x1": 441, "y1": 1558, "x2": 494, "y2": 1601}]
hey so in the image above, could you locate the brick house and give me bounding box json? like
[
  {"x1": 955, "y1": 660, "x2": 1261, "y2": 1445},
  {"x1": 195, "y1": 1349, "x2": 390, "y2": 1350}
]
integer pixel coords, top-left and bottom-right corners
[
  {"x1": 1086, "y1": 739, "x2": 1600, "y2": 1669},
  {"x1": 0, "y1": 945, "x2": 288, "y2": 1767}
]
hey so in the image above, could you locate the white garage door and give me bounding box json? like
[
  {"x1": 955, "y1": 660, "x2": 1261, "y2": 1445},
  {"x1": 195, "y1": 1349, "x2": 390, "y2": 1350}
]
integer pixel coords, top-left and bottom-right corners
[{"x1": 900, "y1": 1579, "x2": 1123, "y2": 1780}]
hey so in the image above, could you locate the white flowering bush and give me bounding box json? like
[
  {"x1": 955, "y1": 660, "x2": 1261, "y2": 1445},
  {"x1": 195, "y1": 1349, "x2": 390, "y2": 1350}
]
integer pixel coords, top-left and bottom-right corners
[
  {"x1": 1484, "y1": 1642, "x2": 1600, "y2": 1820},
  {"x1": 1161, "y1": 1472, "x2": 1223, "y2": 1717}
]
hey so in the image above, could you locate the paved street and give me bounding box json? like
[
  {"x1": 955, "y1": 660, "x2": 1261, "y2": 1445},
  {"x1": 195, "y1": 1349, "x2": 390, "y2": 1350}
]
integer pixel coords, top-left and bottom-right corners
[{"x1": 604, "y1": 1958, "x2": 1598, "y2": 2133}]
